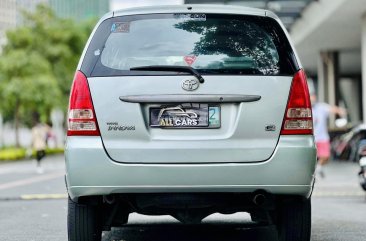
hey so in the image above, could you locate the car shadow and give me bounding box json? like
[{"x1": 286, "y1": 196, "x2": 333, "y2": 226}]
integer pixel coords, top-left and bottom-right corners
[{"x1": 102, "y1": 223, "x2": 279, "y2": 241}]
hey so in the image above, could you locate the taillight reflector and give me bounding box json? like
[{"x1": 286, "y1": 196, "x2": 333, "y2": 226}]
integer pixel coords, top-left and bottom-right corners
[
  {"x1": 67, "y1": 71, "x2": 100, "y2": 136},
  {"x1": 281, "y1": 69, "x2": 313, "y2": 135}
]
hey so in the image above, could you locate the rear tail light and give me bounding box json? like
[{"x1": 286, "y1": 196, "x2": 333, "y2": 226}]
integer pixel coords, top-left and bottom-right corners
[
  {"x1": 281, "y1": 69, "x2": 313, "y2": 135},
  {"x1": 67, "y1": 71, "x2": 100, "y2": 136}
]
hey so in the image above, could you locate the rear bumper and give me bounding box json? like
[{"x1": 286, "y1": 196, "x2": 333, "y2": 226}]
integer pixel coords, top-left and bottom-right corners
[{"x1": 65, "y1": 135, "x2": 316, "y2": 200}]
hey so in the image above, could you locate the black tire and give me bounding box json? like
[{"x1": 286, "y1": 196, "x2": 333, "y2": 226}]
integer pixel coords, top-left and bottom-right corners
[
  {"x1": 68, "y1": 197, "x2": 102, "y2": 241},
  {"x1": 359, "y1": 170, "x2": 366, "y2": 191},
  {"x1": 276, "y1": 197, "x2": 311, "y2": 241}
]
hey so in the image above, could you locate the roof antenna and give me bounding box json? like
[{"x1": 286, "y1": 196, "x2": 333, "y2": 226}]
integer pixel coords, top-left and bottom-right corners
[{"x1": 187, "y1": 6, "x2": 192, "y2": 10}]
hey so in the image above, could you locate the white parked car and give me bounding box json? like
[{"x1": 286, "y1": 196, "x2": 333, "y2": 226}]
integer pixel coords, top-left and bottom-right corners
[{"x1": 66, "y1": 4, "x2": 316, "y2": 241}]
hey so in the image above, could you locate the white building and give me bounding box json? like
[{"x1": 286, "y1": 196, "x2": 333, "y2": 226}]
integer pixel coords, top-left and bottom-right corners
[
  {"x1": 0, "y1": 0, "x2": 46, "y2": 48},
  {"x1": 291, "y1": 0, "x2": 366, "y2": 125},
  {"x1": 0, "y1": 0, "x2": 108, "y2": 48},
  {"x1": 0, "y1": 0, "x2": 16, "y2": 47},
  {"x1": 186, "y1": 0, "x2": 366, "y2": 127}
]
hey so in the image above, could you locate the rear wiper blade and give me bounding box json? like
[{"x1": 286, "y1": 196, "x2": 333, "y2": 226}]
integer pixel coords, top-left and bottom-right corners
[{"x1": 130, "y1": 65, "x2": 205, "y2": 83}]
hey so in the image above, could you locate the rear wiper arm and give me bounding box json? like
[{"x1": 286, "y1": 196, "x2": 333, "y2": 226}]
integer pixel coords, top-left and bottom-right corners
[{"x1": 130, "y1": 65, "x2": 205, "y2": 83}]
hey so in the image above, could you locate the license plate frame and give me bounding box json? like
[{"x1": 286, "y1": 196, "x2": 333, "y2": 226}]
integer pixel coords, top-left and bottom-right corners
[{"x1": 149, "y1": 104, "x2": 221, "y2": 129}]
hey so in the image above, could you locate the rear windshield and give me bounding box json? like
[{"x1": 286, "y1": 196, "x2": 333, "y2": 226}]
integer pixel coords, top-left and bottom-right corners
[{"x1": 81, "y1": 13, "x2": 299, "y2": 77}]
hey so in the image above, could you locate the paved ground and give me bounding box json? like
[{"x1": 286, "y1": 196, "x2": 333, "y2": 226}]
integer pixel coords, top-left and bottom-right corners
[
  {"x1": 311, "y1": 161, "x2": 366, "y2": 241},
  {"x1": 0, "y1": 156, "x2": 65, "y2": 199},
  {"x1": 0, "y1": 156, "x2": 67, "y2": 241},
  {"x1": 0, "y1": 155, "x2": 365, "y2": 241}
]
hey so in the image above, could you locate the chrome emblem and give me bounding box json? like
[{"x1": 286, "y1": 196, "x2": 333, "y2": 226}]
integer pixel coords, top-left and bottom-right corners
[
  {"x1": 181, "y1": 79, "x2": 199, "y2": 91},
  {"x1": 265, "y1": 125, "x2": 276, "y2": 131}
]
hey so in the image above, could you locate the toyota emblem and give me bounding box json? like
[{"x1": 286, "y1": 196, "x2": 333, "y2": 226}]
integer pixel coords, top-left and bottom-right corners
[{"x1": 181, "y1": 79, "x2": 199, "y2": 91}]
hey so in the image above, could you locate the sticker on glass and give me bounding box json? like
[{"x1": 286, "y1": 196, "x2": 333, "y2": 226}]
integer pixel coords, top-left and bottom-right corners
[
  {"x1": 174, "y1": 14, "x2": 206, "y2": 21},
  {"x1": 94, "y1": 49, "x2": 101, "y2": 56},
  {"x1": 184, "y1": 55, "x2": 197, "y2": 66},
  {"x1": 111, "y1": 22, "x2": 130, "y2": 33}
]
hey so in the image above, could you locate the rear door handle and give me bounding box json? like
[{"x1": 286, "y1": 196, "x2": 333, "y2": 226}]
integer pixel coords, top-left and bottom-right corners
[{"x1": 119, "y1": 94, "x2": 261, "y2": 103}]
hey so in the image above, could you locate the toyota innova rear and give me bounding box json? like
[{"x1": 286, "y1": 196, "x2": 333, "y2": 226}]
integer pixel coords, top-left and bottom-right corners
[{"x1": 66, "y1": 5, "x2": 316, "y2": 241}]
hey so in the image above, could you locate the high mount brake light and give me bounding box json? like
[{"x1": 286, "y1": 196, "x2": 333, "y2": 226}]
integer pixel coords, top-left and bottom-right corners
[
  {"x1": 281, "y1": 69, "x2": 313, "y2": 135},
  {"x1": 67, "y1": 71, "x2": 100, "y2": 136}
]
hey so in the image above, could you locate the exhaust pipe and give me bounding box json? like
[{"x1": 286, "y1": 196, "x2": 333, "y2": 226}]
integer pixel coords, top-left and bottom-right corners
[{"x1": 253, "y1": 193, "x2": 266, "y2": 206}]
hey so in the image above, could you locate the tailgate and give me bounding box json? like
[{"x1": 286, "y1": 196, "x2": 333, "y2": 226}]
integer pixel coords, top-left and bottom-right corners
[{"x1": 89, "y1": 75, "x2": 292, "y2": 163}]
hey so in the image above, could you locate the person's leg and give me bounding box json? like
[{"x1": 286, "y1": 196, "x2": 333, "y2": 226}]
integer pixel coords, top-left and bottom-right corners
[
  {"x1": 40, "y1": 150, "x2": 45, "y2": 161},
  {"x1": 318, "y1": 156, "x2": 330, "y2": 166},
  {"x1": 36, "y1": 150, "x2": 45, "y2": 173},
  {"x1": 317, "y1": 156, "x2": 329, "y2": 177},
  {"x1": 316, "y1": 141, "x2": 331, "y2": 178},
  {"x1": 36, "y1": 151, "x2": 42, "y2": 167}
]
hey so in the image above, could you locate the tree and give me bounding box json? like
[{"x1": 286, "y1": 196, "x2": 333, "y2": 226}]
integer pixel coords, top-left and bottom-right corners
[
  {"x1": 0, "y1": 50, "x2": 60, "y2": 146},
  {"x1": 174, "y1": 18, "x2": 279, "y2": 74},
  {"x1": 0, "y1": 4, "x2": 95, "y2": 147}
]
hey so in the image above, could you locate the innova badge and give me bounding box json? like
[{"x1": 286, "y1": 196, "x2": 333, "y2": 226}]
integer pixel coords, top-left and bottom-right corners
[{"x1": 181, "y1": 79, "x2": 199, "y2": 91}]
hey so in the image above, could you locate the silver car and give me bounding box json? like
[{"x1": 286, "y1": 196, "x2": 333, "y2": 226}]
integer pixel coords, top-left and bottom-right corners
[{"x1": 66, "y1": 4, "x2": 316, "y2": 241}]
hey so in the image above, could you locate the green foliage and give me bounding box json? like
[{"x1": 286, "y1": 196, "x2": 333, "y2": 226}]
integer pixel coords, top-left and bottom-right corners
[
  {"x1": 0, "y1": 4, "x2": 95, "y2": 146},
  {"x1": 0, "y1": 148, "x2": 26, "y2": 161},
  {"x1": 0, "y1": 147, "x2": 64, "y2": 161},
  {"x1": 18, "y1": 5, "x2": 93, "y2": 102},
  {"x1": 174, "y1": 19, "x2": 279, "y2": 74},
  {"x1": 0, "y1": 49, "x2": 60, "y2": 122}
]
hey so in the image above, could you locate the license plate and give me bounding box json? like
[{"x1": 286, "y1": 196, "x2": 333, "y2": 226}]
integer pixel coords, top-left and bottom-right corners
[{"x1": 150, "y1": 104, "x2": 220, "y2": 128}]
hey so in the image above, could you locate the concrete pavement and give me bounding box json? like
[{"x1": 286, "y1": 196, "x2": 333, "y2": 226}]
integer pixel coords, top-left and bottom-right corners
[
  {"x1": 313, "y1": 160, "x2": 364, "y2": 197},
  {"x1": 312, "y1": 161, "x2": 366, "y2": 241},
  {"x1": 0, "y1": 156, "x2": 365, "y2": 241},
  {"x1": 0, "y1": 155, "x2": 67, "y2": 241},
  {"x1": 0, "y1": 155, "x2": 66, "y2": 200}
]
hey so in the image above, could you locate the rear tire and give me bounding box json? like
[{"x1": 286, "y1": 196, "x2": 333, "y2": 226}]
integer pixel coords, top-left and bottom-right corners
[
  {"x1": 276, "y1": 197, "x2": 311, "y2": 241},
  {"x1": 359, "y1": 170, "x2": 366, "y2": 191},
  {"x1": 68, "y1": 197, "x2": 102, "y2": 241}
]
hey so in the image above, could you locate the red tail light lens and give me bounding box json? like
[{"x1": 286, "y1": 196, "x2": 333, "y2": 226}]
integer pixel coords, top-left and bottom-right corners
[
  {"x1": 67, "y1": 71, "x2": 100, "y2": 136},
  {"x1": 281, "y1": 69, "x2": 313, "y2": 135}
]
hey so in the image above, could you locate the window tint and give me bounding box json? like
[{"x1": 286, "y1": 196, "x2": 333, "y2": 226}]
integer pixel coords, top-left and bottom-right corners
[{"x1": 81, "y1": 14, "x2": 299, "y2": 77}]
